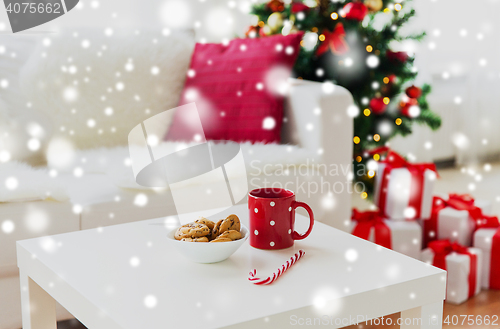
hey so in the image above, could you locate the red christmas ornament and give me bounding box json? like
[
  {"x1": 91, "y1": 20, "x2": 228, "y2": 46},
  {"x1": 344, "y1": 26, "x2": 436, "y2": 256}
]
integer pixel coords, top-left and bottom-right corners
[
  {"x1": 388, "y1": 74, "x2": 397, "y2": 84},
  {"x1": 316, "y1": 23, "x2": 349, "y2": 56},
  {"x1": 245, "y1": 26, "x2": 259, "y2": 38},
  {"x1": 370, "y1": 97, "x2": 387, "y2": 115},
  {"x1": 266, "y1": 0, "x2": 285, "y2": 12},
  {"x1": 386, "y1": 50, "x2": 409, "y2": 63},
  {"x1": 291, "y1": 2, "x2": 309, "y2": 13},
  {"x1": 399, "y1": 98, "x2": 418, "y2": 117},
  {"x1": 406, "y1": 85, "x2": 422, "y2": 99},
  {"x1": 343, "y1": 2, "x2": 368, "y2": 21}
]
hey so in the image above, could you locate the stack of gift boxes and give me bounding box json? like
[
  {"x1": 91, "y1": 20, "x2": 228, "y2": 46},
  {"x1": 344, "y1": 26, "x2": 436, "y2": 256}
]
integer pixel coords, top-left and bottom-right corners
[{"x1": 351, "y1": 150, "x2": 500, "y2": 305}]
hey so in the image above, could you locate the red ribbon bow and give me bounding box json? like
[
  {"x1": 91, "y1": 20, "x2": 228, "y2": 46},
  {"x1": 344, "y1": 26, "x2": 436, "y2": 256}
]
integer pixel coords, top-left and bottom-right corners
[
  {"x1": 367, "y1": 146, "x2": 390, "y2": 156},
  {"x1": 477, "y1": 218, "x2": 500, "y2": 230},
  {"x1": 381, "y1": 151, "x2": 438, "y2": 173},
  {"x1": 428, "y1": 240, "x2": 478, "y2": 299},
  {"x1": 351, "y1": 209, "x2": 392, "y2": 249},
  {"x1": 377, "y1": 151, "x2": 437, "y2": 219},
  {"x1": 316, "y1": 23, "x2": 349, "y2": 56},
  {"x1": 446, "y1": 194, "x2": 483, "y2": 220},
  {"x1": 424, "y1": 194, "x2": 500, "y2": 247},
  {"x1": 446, "y1": 194, "x2": 500, "y2": 231}
]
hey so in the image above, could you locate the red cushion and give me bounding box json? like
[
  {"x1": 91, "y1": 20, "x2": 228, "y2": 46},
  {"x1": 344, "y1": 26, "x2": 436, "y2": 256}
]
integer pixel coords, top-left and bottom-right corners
[{"x1": 166, "y1": 33, "x2": 303, "y2": 144}]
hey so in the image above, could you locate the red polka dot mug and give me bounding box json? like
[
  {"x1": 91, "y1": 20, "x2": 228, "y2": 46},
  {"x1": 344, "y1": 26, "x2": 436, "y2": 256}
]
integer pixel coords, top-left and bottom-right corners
[{"x1": 248, "y1": 188, "x2": 314, "y2": 250}]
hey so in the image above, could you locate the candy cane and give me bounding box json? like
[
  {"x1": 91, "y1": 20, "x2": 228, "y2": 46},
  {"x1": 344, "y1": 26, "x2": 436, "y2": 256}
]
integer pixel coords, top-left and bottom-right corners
[{"x1": 248, "y1": 250, "x2": 305, "y2": 285}]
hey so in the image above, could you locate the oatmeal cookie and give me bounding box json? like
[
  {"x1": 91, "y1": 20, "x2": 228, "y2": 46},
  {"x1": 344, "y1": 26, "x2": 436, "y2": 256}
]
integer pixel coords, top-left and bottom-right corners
[
  {"x1": 174, "y1": 223, "x2": 211, "y2": 240},
  {"x1": 194, "y1": 217, "x2": 215, "y2": 230},
  {"x1": 218, "y1": 214, "x2": 240, "y2": 234},
  {"x1": 210, "y1": 237, "x2": 233, "y2": 243},
  {"x1": 211, "y1": 219, "x2": 224, "y2": 240},
  {"x1": 180, "y1": 236, "x2": 209, "y2": 242},
  {"x1": 217, "y1": 230, "x2": 242, "y2": 241}
]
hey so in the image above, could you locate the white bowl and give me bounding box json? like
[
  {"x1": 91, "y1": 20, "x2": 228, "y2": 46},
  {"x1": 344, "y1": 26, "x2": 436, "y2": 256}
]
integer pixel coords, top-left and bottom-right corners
[{"x1": 167, "y1": 225, "x2": 248, "y2": 263}]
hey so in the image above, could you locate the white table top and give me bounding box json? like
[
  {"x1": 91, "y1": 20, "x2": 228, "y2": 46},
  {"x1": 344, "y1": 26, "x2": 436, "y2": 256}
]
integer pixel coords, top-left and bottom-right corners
[{"x1": 17, "y1": 204, "x2": 446, "y2": 329}]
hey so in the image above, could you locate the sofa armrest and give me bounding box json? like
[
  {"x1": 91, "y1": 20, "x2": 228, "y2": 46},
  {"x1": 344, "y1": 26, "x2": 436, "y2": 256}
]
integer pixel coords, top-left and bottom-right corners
[
  {"x1": 282, "y1": 79, "x2": 354, "y2": 229},
  {"x1": 283, "y1": 79, "x2": 354, "y2": 166}
]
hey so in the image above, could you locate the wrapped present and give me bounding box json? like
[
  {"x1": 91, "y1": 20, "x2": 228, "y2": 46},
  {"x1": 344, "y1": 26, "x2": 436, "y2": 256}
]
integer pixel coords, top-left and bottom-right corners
[
  {"x1": 423, "y1": 194, "x2": 494, "y2": 247},
  {"x1": 421, "y1": 240, "x2": 483, "y2": 305},
  {"x1": 374, "y1": 150, "x2": 437, "y2": 221},
  {"x1": 350, "y1": 209, "x2": 422, "y2": 259},
  {"x1": 473, "y1": 216, "x2": 500, "y2": 289}
]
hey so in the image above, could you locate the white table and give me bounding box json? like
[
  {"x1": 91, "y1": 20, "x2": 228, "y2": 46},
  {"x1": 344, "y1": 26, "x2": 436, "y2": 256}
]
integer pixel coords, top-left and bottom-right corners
[{"x1": 17, "y1": 204, "x2": 446, "y2": 329}]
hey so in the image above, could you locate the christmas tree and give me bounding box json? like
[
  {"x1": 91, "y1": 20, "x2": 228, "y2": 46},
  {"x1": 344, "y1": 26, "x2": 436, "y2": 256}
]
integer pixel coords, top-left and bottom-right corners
[{"x1": 248, "y1": 0, "x2": 441, "y2": 195}]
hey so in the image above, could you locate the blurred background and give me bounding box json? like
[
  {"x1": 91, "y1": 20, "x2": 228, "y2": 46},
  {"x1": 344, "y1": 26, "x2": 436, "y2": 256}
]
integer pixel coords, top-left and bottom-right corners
[{"x1": 1, "y1": 0, "x2": 499, "y2": 164}]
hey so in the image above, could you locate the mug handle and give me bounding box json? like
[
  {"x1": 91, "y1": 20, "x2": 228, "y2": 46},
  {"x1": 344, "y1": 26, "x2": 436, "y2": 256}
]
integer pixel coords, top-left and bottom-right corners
[{"x1": 291, "y1": 201, "x2": 314, "y2": 240}]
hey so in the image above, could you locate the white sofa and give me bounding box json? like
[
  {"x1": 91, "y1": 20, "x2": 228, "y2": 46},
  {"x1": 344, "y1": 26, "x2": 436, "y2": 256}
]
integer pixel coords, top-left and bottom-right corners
[{"x1": 0, "y1": 30, "x2": 353, "y2": 329}]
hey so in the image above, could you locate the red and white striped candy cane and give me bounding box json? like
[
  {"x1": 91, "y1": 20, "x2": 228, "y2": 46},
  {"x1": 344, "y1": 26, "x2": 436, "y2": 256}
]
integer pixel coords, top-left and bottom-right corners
[{"x1": 248, "y1": 249, "x2": 305, "y2": 285}]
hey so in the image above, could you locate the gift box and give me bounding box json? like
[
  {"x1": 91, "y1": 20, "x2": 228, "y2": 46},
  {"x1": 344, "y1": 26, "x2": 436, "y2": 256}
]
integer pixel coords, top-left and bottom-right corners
[
  {"x1": 473, "y1": 226, "x2": 500, "y2": 289},
  {"x1": 422, "y1": 194, "x2": 493, "y2": 247},
  {"x1": 374, "y1": 151, "x2": 437, "y2": 221},
  {"x1": 421, "y1": 240, "x2": 483, "y2": 305},
  {"x1": 350, "y1": 209, "x2": 422, "y2": 259}
]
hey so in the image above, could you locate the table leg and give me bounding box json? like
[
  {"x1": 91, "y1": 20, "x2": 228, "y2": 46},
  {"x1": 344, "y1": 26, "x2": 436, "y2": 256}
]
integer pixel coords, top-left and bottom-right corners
[
  {"x1": 400, "y1": 301, "x2": 443, "y2": 329},
  {"x1": 20, "y1": 270, "x2": 57, "y2": 329}
]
